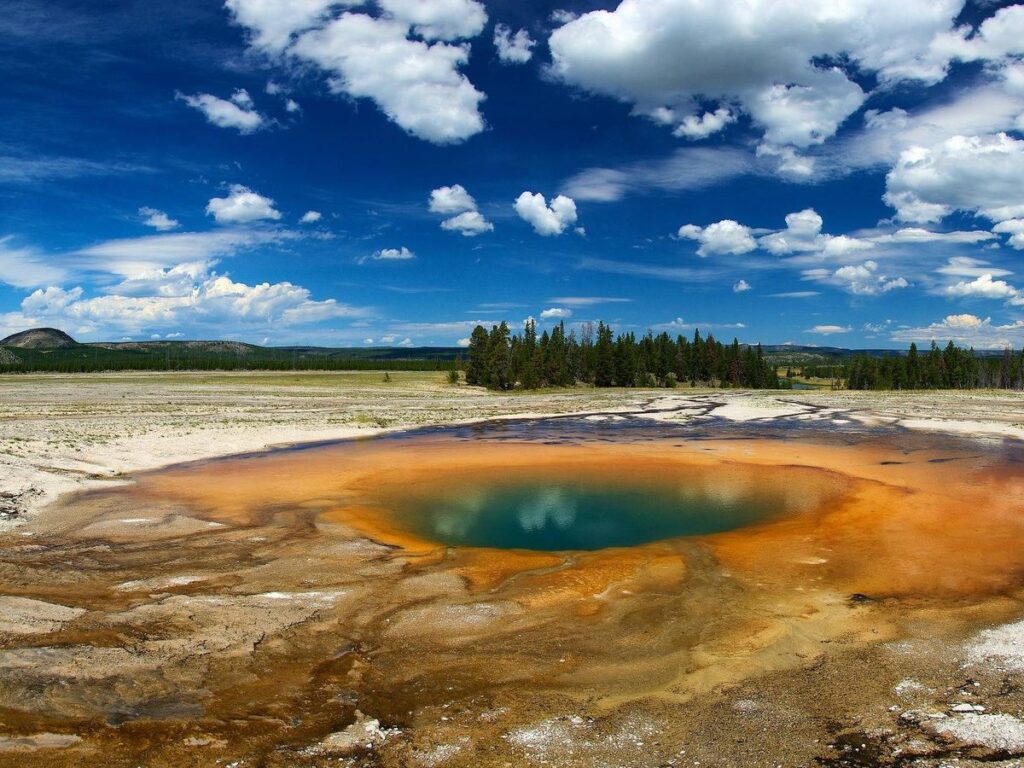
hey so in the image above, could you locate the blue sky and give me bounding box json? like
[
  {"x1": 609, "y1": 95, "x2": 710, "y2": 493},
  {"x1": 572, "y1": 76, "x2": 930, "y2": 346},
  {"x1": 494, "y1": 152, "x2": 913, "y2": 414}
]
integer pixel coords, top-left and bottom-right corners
[{"x1": 3, "y1": 0, "x2": 1024, "y2": 348}]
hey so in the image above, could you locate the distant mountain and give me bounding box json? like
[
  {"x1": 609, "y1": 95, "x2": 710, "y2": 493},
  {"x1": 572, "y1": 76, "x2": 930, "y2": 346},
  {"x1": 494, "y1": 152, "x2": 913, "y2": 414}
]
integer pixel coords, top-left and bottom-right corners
[
  {"x1": 93, "y1": 340, "x2": 260, "y2": 356},
  {"x1": 0, "y1": 327, "x2": 79, "y2": 349}
]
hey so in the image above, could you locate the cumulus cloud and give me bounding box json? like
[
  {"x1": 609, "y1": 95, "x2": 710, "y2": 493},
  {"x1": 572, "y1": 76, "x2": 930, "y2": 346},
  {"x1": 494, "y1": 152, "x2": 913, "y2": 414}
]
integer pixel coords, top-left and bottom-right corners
[
  {"x1": 807, "y1": 324, "x2": 851, "y2": 335},
  {"x1": 429, "y1": 184, "x2": 493, "y2": 235},
  {"x1": 514, "y1": 192, "x2": 578, "y2": 236},
  {"x1": 926, "y1": 4, "x2": 1024, "y2": 65},
  {"x1": 994, "y1": 219, "x2": 1024, "y2": 249},
  {"x1": 229, "y1": 0, "x2": 487, "y2": 144},
  {"x1": 493, "y1": 23, "x2": 535, "y2": 64},
  {"x1": 941, "y1": 273, "x2": 1019, "y2": 300},
  {"x1": 803, "y1": 260, "x2": 908, "y2": 296},
  {"x1": 441, "y1": 211, "x2": 494, "y2": 236},
  {"x1": 6, "y1": 263, "x2": 364, "y2": 340},
  {"x1": 177, "y1": 89, "x2": 267, "y2": 134},
  {"x1": 890, "y1": 313, "x2": 1024, "y2": 349},
  {"x1": 547, "y1": 0, "x2": 966, "y2": 148},
  {"x1": 758, "y1": 208, "x2": 873, "y2": 259},
  {"x1": 677, "y1": 220, "x2": 756, "y2": 257},
  {"x1": 206, "y1": 185, "x2": 282, "y2": 225},
  {"x1": 299, "y1": 210, "x2": 322, "y2": 224},
  {"x1": 138, "y1": 207, "x2": 179, "y2": 232},
  {"x1": 732, "y1": 279, "x2": 751, "y2": 293},
  {"x1": 225, "y1": 0, "x2": 346, "y2": 53},
  {"x1": 884, "y1": 133, "x2": 1024, "y2": 224},
  {"x1": 672, "y1": 108, "x2": 736, "y2": 140},
  {"x1": 429, "y1": 184, "x2": 476, "y2": 214},
  {"x1": 377, "y1": 0, "x2": 487, "y2": 41},
  {"x1": 539, "y1": 307, "x2": 572, "y2": 319},
  {"x1": 360, "y1": 246, "x2": 415, "y2": 264}
]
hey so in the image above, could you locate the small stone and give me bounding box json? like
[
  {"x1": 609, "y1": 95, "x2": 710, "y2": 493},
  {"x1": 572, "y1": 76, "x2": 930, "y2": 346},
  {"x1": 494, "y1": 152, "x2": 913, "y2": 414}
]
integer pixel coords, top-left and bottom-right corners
[
  {"x1": 951, "y1": 703, "x2": 985, "y2": 713},
  {"x1": 317, "y1": 711, "x2": 386, "y2": 755}
]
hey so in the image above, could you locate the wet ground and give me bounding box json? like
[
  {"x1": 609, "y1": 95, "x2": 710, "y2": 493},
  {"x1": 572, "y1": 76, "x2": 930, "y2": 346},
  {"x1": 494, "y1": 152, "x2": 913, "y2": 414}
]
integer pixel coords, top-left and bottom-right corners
[{"x1": 1, "y1": 400, "x2": 1023, "y2": 766}]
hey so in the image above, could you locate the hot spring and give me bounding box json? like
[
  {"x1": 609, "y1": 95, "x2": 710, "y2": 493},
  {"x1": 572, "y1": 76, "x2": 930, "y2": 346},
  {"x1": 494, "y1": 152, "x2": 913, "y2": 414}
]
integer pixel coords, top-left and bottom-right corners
[{"x1": 374, "y1": 466, "x2": 813, "y2": 551}]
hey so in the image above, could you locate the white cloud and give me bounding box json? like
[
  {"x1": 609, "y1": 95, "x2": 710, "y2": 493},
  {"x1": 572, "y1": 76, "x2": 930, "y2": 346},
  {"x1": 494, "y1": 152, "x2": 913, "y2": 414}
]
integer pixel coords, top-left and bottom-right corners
[
  {"x1": 804, "y1": 260, "x2": 908, "y2": 295},
  {"x1": 673, "y1": 108, "x2": 736, "y2": 140},
  {"x1": 377, "y1": 0, "x2": 487, "y2": 41},
  {"x1": 994, "y1": 219, "x2": 1024, "y2": 249},
  {"x1": 514, "y1": 192, "x2": 578, "y2": 236},
  {"x1": 807, "y1": 325, "x2": 851, "y2": 335},
  {"x1": 884, "y1": 133, "x2": 1024, "y2": 224},
  {"x1": 493, "y1": 23, "x2": 535, "y2": 64},
  {"x1": 0, "y1": 236, "x2": 69, "y2": 288},
  {"x1": 941, "y1": 273, "x2": 1019, "y2": 300},
  {"x1": 871, "y1": 228, "x2": 997, "y2": 245},
  {"x1": 755, "y1": 144, "x2": 816, "y2": 178},
  {"x1": 890, "y1": 313, "x2": 1024, "y2": 349},
  {"x1": 759, "y1": 208, "x2": 874, "y2": 259},
  {"x1": 177, "y1": 89, "x2": 267, "y2": 134},
  {"x1": 287, "y1": 12, "x2": 485, "y2": 144},
  {"x1": 299, "y1": 210, "x2": 322, "y2": 224},
  {"x1": 225, "y1": 0, "x2": 347, "y2": 53},
  {"x1": 747, "y1": 71, "x2": 866, "y2": 148},
  {"x1": 769, "y1": 291, "x2": 819, "y2": 299},
  {"x1": 539, "y1": 307, "x2": 572, "y2": 319},
  {"x1": 732, "y1": 279, "x2": 751, "y2": 293},
  {"x1": 548, "y1": 0, "x2": 963, "y2": 148},
  {"x1": 73, "y1": 230, "x2": 296, "y2": 278},
  {"x1": 6, "y1": 265, "x2": 365, "y2": 340},
  {"x1": 677, "y1": 220, "x2": 756, "y2": 257},
  {"x1": 429, "y1": 184, "x2": 476, "y2": 214},
  {"x1": 429, "y1": 184, "x2": 493, "y2": 235},
  {"x1": 548, "y1": 296, "x2": 632, "y2": 306},
  {"x1": 138, "y1": 207, "x2": 179, "y2": 232},
  {"x1": 440, "y1": 210, "x2": 493, "y2": 236},
  {"x1": 926, "y1": 4, "x2": 1024, "y2": 65},
  {"x1": 206, "y1": 185, "x2": 282, "y2": 225},
  {"x1": 229, "y1": 0, "x2": 488, "y2": 142},
  {"x1": 285, "y1": 98, "x2": 301, "y2": 113},
  {"x1": 562, "y1": 147, "x2": 757, "y2": 202},
  {"x1": 361, "y1": 246, "x2": 415, "y2": 263},
  {"x1": 457, "y1": 337, "x2": 470, "y2": 347},
  {"x1": 936, "y1": 256, "x2": 1012, "y2": 278}
]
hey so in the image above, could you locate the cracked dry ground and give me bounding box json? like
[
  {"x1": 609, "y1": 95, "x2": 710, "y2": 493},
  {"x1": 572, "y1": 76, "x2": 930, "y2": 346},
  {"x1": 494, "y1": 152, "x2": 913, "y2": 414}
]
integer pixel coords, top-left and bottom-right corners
[{"x1": 1, "y1": 422, "x2": 1024, "y2": 767}]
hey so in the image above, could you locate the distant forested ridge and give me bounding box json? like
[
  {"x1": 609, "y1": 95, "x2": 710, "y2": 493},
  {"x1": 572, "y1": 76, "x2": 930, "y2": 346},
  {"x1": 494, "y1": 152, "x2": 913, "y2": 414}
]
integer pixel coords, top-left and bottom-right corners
[
  {"x1": 464, "y1": 321, "x2": 778, "y2": 390},
  {"x1": 0, "y1": 331, "x2": 461, "y2": 373},
  {"x1": 827, "y1": 341, "x2": 1024, "y2": 390}
]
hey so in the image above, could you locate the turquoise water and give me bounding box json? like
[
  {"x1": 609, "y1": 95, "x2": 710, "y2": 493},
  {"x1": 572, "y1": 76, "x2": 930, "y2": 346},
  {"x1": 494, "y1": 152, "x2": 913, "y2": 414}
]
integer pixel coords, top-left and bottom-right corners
[{"x1": 393, "y1": 478, "x2": 787, "y2": 551}]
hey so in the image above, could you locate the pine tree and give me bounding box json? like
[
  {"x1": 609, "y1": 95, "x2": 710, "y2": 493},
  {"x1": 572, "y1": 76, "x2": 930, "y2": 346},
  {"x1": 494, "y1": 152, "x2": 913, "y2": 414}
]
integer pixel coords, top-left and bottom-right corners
[
  {"x1": 465, "y1": 325, "x2": 490, "y2": 385},
  {"x1": 487, "y1": 322, "x2": 511, "y2": 390}
]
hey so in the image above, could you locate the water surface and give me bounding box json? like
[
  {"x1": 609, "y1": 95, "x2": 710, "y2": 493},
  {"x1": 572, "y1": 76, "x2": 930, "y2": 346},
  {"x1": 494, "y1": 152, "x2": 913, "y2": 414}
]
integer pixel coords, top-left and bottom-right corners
[{"x1": 380, "y1": 467, "x2": 799, "y2": 550}]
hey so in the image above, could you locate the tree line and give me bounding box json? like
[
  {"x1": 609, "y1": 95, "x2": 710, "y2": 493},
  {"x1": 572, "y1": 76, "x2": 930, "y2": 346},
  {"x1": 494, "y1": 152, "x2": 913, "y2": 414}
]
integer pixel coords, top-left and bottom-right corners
[
  {"x1": 464, "y1": 320, "x2": 779, "y2": 390},
  {"x1": 0, "y1": 348, "x2": 457, "y2": 374},
  {"x1": 842, "y1": 341, "x2": 1024, "y2": 390}
]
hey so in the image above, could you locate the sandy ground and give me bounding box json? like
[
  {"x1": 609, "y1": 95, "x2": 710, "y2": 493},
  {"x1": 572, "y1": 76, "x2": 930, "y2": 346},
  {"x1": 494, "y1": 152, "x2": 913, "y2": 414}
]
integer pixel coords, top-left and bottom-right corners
[
  {"x1": 2, "y1": 373, "x2": 1024, "y2": 766},
  {"x1": 0, "y1": 371, "x2": 655, "y2": 528}
]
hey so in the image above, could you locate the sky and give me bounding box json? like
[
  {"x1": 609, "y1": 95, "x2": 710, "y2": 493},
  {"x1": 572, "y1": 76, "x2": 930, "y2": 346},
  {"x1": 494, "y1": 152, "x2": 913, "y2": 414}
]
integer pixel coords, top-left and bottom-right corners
[{"x1": 2, "y1": 1, "x2": 1024, "y2": 349}]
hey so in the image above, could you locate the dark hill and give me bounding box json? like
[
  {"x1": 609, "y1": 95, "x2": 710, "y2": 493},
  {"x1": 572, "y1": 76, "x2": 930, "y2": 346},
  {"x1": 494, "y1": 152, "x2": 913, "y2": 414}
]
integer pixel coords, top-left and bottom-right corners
[{"x1": 0, "y1": 327, "x2": 79, "y2": 349}]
